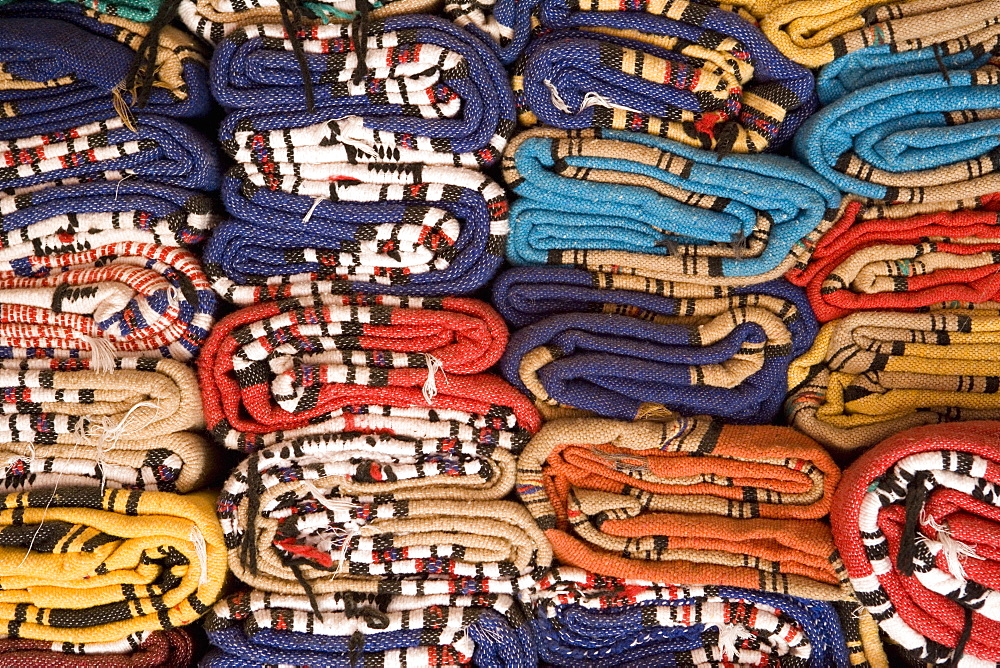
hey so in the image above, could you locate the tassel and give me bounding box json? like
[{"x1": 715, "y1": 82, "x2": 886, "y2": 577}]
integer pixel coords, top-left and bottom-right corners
[
  {"x1": 123, "y1": 0, "x2": 183, "y2": 109},
  {"x1": 421, "y1": 354, "x2": 446, "y2": 405},
  {"x1": 348, "y1": 629, "x2": 365, "y2": 667},
  {"x1": 933, "y1": 43, "x2": 952, "y2": 85},
  {"x1": 277, "y1": 0, "x2": 316, "y2": 113},
  {"x1": 897, "y1": 471, "x2": 931, "y2": 576},
  {"x1": 730, "y1": 231, "x2": 748, "y2": 260},
  {"x1": 351, "y1": 0, "x2": 370, "y2": 87},
  {"x1": 287, "y1": 558, "x2": 324, "y2": 621},
  {"x1": 240, "y1": 454, "x2": 263, "y2": 575},
  {"x1": 951, "y1": 606, "x2": 974, "y2": 667}
]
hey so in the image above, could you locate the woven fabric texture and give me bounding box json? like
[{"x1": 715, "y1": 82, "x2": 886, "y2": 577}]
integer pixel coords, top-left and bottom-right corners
[
  {"x1": 831, "y1": 421, "x2": 1000, "y2": 667},
  {"x1": 531, "y1": 566, "x2": 884, "y2": 668},
  {"x1": 498, "y1": 267, "x2": 816, "y2": 423},
  {"x1": 795, "y1": 59, "x2": 1000, "y2": 205},
  {"x1": 516, "y1": 416, "x2": 852, "y2": 601},
  {"x1": 0, "y1": 0, "x2": 167, "y2": 22},
  {"x1": 205, "y1": 165, "x2": 508, "y2": 302},
  {"x1": 0, "y1": 630, "x2": 194, "y2": 667},
  {"x1": 503, "y1": 127, "x2": 841, "y2": 285},
  {"x1": 786, "y1": 305, "x2": 1000, "y2": 458},
  {"x1": 0, "y1": 487, "x2": 225, "y2": 643},
  {"x1": 444, "y1": 0, "x2": 539, "y2": 64},
  {"x1": 786, "y1": 196, "x2": 1000, "y2": 322},
  {"x1": 513, "y1": 0, "x2": 816, "y2": 153},
  {"x1": 0, "y1": 241, "x2": 216, "y2": 364},
  {"x1": 212, "y1": 16, "x2": 514, "y2": 169},
  {"x1": 0, "y1": 2, "x2": 209, "y2": 138}
]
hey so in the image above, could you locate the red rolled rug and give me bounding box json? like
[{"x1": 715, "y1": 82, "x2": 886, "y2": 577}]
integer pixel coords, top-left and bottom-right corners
[{"x1": 0, "y1": 630, "x2": 194, "y2": 667}]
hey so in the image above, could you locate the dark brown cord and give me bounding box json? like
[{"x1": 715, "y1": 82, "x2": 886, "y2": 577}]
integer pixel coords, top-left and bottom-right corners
[
  {"x1": 123, "y1": 0, "x2": 182, "y2": 109},
  {"x1": 277, "y1": 0, "x2": 316, "y2": 113}
]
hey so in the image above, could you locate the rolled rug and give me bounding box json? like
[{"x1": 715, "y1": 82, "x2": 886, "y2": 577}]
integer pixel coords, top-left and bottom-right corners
[
  {"x1": 204, "y1": 165, "x2": 508, "y2": 302},
  {"x1": 0, "y1": 115, "x2": 220, "y2": 192},
  {"x1": 531, "y1": 566, "x2": 885, "y2": 668},
  {"x1": 831, "y1": 421, "x2": 1000, "y2": 666},
  {"x1": 517, "y1": 416, "x2": 850, "y2": 601},
  {"x1": 0, "y1": 630, "x2": 194, "y2": 667},
  {"x1": 786, "y1": 305, "x2": 1000, "y2": 458},
  {"x1": 445, "y1": 0, "x2": 539, "y2": 64},
  {"x1": 786, "y1": 197, "x2": 1000, "y2": 322},
  {"x1": 0, "y1": 2, "x2": 209, "y2": 138},
  {"x1": 514, "y1": 0, "x2": 816, "y2": 153},
  {"x1": 0, "y1": 487, "x2": 225, "y2": 643},
  {"x1": 502, "y1": 127, "x2": 842, "y2": 285},
  {"x1": 0, "y1": 242, "x2": 216, "y2": 364},
  {"x1": 795, "y1": 60, "x2": 1000, "y2": 206},
  {"x1": 202, "y1": 589, "x2": 535, "y2": 668},
  {"x1": 498, "y1": 269, "x2": 816, "y2": 423},
  {"x1": 213, "y1": 16, "x2": 514, "y2": 169}
]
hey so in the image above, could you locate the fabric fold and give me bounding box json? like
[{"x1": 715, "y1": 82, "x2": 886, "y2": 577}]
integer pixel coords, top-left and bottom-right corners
[
  {"x1": 445, "y1": 0, "x2": 539, "y2": 64},
  {"x1": 503, "y1": 127, "x2": 842, "y2": 285},
  {"x1": 0, "y1": 629, "x2": 195, "y2": 667}
]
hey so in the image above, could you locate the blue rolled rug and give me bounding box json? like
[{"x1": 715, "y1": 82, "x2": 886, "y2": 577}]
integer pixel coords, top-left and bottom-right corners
[
  {"x1": 496, "y1": 266, "x2": 816, "y2": 423},
  {"x1": 502, "y1": 127, "x2": 841, "y2": 285},
  {"x1": 444, "y1": 0, "x2": 540, "y2": 64}
]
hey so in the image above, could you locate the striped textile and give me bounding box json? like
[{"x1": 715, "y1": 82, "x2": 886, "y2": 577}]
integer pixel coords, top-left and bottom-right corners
[
  {"x1": 202, "y1": 589, "x2": 535, "y2": 668},
  {"x1": 531, "y1": 566, "x2": 886, "y2": 668},
  {"x1": 0, "y1": 242, "x2": 216, "y2": 363},
  {"x1": 786, "y1": 196, "x2": 1000, "y2": 322},
  {"x1": 444, "y1": 0, "x2": 539, "y2": 64},
  {"x1": 514, "y1": 0, "x2": 816, "y2": 153},
  {"x1": 0, "y1": 630, "x2": 194, "y2": 667},
  {"x1": 0, "y1": 487, "x2": 225, "y2": 643},
  {"x1": 502, "y1": 127, "x2": 842, "y2": 285},
  {"x1": 204, "y1": 165, "x2": 508, "y2": 302},
  {"x1": 831, "y1": 421, "x2": 1000, "y2": 667},
  {"x1": 0, "y1": 0, "x2": 167, "y2": 22},
  {"x1": 786, "y1": 305, "x2": 1000, "y2": 458},
  {"x1": 0, "y1": 2, "x2": 209, "y2": 138},
  {"x1": 497, "y1": 268, "x2": 816, "y2": 423},
  {"x1": 516, "y1": 416, "x2": 852, "y2": 601},
  {"x1": 0, "y1": 116, "x2": 220, "y2": 193},
  {"x1": 795, "y1": 60, "x2": 1000, "y2": 205},
  {"x1": 212, "y1": 16, "x2": 514, "y2": 169}
]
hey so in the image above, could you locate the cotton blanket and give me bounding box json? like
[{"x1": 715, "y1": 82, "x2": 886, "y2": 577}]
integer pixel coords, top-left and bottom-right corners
[
  {"x1": 831, "y1": 421, "x2": 1000, "y2": 667},
  {"x1": 786, "y1": 306, "x2": 1000, "y2": 458},
  {"x1": 786, "y1": 197, "x2": 1000, "y2": 322},
  {"x1": 531, "y1": 566, "x2": 886, "y2": 668},
  {"x1": 0, "y1": 630, "x2": 194, "y2": 667},
  {"x1": 498, "y1": 268, "x2": 816, "y2": 423},
  {"x1": 514, "y1": 0, "x2": 816, "y2": 153},
  {"x1": 796, "y1": 60, "x2": 1000, "y2": 205},
  {"x1": 202, "y1": 589, "x2": 535, "y2": 668},
  {"x1": 0, "y1": 2, "x2": 209, "y2": 138},
  {"x1": 205, "y1": 165, "x2": 508, "y2": 302},
  {"x1": 445, "y1": 0, "x2": 539, "y2": 64},
  {"x1": 0, "y1": 487, "x2": 225, "y2": 643},
  {"x1": 0, "y1": 116, "x2": 220, "y2": 193},
  {"x1": 503, "y1": 127, "x2": 841, "y2": 285},
  {"x1": 212, "y1": 16, "x2": 514, "y2": 169},
  {"x1": 0, "y1": 242, "x2": 216, "y2": 364}
]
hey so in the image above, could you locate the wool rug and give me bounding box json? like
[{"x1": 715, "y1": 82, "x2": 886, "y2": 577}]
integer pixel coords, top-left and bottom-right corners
[
  {"x1": 0, "y1": 2, "x2": 209, "y2": 138},
  {"x1": 531, "y1": 566, "x2": 887, "y2": 668},
  {"x1": 0, "y1": 487, "x2": 225, "y2": 643},
  {"x1": 445, "y1": 0, "x2": 539, "y2": 64},
  {"x1": 0, "y1": 241, "x2": 216, "y2": 364},
  {"x1": 796, "y1": 60, "x2": 1000, "y2": 205},
  {"x1": 786, "y1": 197, "x2": 1000, "y2": 322},
  {"x1": 202, "y1": 589, "x2": 535, "y2": 668},
  {"x1": 502, "y1": 127, "x2": 841, "y2": 285},
  {"x1": 516, "y1": 416, "x2": 851, "y2": 601},
  {"x1": 0, "y1": 630, "x2": 194, "y2": 667},
  {"x1": 498, "y1": 269, "x2": 816, "y2": 423},
  {"x1": 786, "y1": 305, "x2": 1000, "y2": 458},
  {"x1": 205, "y1": 165, "x2": 508, "y2": 302},
  {"x1": 514, "y1": 0, "x2": 816, "y2": 153},
  {"x1": 212, "y1": 16, "x2": 514, "y2": 169},
  {"x1": 831, "y1": 421, "x2": 1000, "y2": 667}
]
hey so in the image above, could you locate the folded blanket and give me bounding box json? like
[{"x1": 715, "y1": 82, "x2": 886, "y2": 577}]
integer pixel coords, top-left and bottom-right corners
[
  {"x1": 204, "y1": 165, "x2": 508, "y2": 302},
  {"x1": 498, "y1": 268, "x2": 816, "y2": 423},
  {"x1": 831, "y1": 421, "x2": 1000, "y2": 666},
  {"x1": 202, "y1": 589, "x2": 535, "y2": 668},
  {"x1": 0, "y1": 2, "x2": 209, "y2": 138},
  {"x1": 503, "y1": 127, "x2": 841, "y2": 284},
  {"x1": 514, "y1": 0, "x2": 816, "y2": 153},
  {"x1": 0, "y1": 630, "x2": 194, "y2": 667},
  {"x1": 787, "y1": 197, "x2": 1000, "y2": 322},
  {"x1": 445, "y1": 0, "x2": 539, "y2": 64},
  {"x1": 0, "y1": 487, "x2": 225, "y2": 643},
  {"x1": 0, "y1": 242, "x2": 216, "y2": 364},
  {"x1": 517, "y1": 416, "x2": 850, "y2": 601},
  {"x1": 0, "y1": 116, "x2": 220, "y2": 192},
  {"x1": 532, "y1": 566, "x2": 885, "y2": 668},
  {"x1": 796, "y1": 61, "x2": 1000, "y2": 205},
  {"x1": 213, "y1": 16, "x2": 514, "y2": 169},
  {"x1": 198, "y1": 293, "x2": 541, "y2": 446},
  {"x1": 786, "y1": 306, "x2": 1000, "y2": 458}
]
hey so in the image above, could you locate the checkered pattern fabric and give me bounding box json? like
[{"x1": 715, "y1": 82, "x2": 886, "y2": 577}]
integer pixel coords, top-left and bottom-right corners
[
  {"x1": 503, "y1": 127, "x2": 842, "y2": 285},
  {"x1": 0, "y1": 630, "x2": 194, "y2": 667}
]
